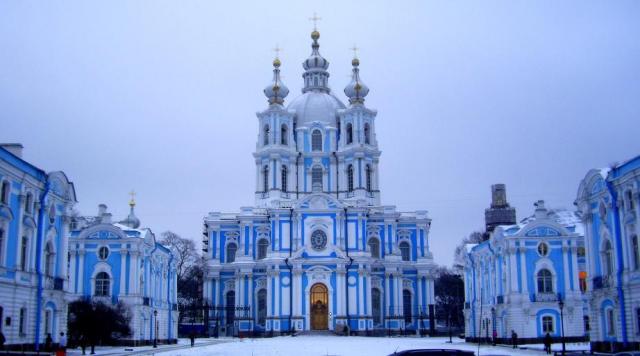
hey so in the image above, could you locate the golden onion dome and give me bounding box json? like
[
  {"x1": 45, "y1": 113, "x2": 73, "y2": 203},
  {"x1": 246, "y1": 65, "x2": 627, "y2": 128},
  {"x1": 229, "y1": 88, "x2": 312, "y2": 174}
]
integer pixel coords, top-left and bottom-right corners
[
  {"x1": 352, "y1": 57, "x2": 360, "y2": 67},
  {"x1": 273, "y1": 57, "x2": 281, "y2": 67},
  {"x1": 311, "y1": 30, "x2": 320, "y2": 40}
]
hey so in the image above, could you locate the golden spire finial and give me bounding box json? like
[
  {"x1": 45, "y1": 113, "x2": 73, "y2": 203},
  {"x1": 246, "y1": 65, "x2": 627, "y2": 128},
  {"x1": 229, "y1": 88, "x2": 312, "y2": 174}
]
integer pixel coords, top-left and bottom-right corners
[
  {"x1": 272, "y1": 44, "x2": 282, "y2": 67},
  {"x1": 129, "y1": 190, "x2": 136, "y2": 207},
  {"x1": 309, "y1": 12, "x2": 321, "y2": 31}
]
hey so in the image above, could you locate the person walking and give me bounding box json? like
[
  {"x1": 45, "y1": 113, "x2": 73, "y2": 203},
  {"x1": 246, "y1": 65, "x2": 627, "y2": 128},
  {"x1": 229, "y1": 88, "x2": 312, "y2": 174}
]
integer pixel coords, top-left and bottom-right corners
[
  {"x1": 0, "y1": 330, "x2": 5, "y2": 351},
  {"x1": 544, "y1": 332, "x2": 552, "y2": 354},
  {"x1": 58, "y1": 332, "x2": 67, "y2": 356},
  {"x1": 511, "y1": 330, "x2": 518, "y2": 349},
  {"x1": 45, "y1": 333, "x2": 53, "y2": 352},
  {"x1": 189, "y1": 332, "x2": 195, "y2": 347},
  {"x1": 492, "y1": 329, "x2": 497, "y2": 346}
]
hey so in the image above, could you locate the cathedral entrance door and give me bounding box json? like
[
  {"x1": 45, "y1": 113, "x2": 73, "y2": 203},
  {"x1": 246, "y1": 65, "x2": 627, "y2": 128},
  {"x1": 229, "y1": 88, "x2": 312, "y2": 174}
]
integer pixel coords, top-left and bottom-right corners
[{"x1": 310, "y1": 283, "x2": 328, "y2": 330}]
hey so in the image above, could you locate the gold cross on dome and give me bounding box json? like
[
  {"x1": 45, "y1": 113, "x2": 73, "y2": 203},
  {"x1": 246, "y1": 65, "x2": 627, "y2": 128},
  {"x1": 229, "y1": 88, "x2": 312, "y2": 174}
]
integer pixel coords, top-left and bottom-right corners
[
  {"x1": 350, "y1": 44, "x2": 359, "y2": 59},
  {"x1": 273, "y1": 45, "x2": 282, "y2": 59},
  {"x1": 309, "y1": 12, "x2": 322, "y2": 30},
  {"x1": 129, "y1": 190, "x2": 136, "y2": 206}
]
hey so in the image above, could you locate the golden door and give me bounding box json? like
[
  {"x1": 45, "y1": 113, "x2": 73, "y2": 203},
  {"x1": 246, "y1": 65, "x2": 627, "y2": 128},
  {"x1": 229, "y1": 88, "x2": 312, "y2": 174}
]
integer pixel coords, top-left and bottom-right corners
[{"x1": 310, "y1": 283, "x2": 328, "y2": 330}]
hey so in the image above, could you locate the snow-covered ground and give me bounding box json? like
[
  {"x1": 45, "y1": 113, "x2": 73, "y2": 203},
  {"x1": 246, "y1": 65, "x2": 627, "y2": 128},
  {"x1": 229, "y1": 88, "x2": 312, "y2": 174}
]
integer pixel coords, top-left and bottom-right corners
[{"x1": 155, "y1": 336, "x2": 590, "y2": 356}]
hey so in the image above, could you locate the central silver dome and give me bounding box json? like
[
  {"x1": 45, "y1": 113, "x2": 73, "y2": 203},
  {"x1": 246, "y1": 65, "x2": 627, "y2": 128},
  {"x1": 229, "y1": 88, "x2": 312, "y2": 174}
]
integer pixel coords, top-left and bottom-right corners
[{"x1": 287, "y1": 91, "x2": 346, "y2": 126}]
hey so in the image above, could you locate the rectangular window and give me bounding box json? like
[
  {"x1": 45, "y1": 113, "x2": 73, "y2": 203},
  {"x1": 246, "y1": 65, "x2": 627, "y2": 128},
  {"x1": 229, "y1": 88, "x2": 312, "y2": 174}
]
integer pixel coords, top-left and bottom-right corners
[
  {"x1": 607, "y1": 309, "x2": 615, "y2": 336},
  {"x1": 19, "y1": 308, "x2": 26, "y2": 336},
  {"x1": 44, "y1": 310, "x2": 51, "y2": 334},
  {"x1": 636, "y1": 309, "x2": 640, "y2": 335},
  {"x1": 584, "y1": 315, "x2": 590, "y2": 332},
  {"x1": 0, "y1": 228, "x2": 4, "y2": 266},
  {"x1": 20, "y1": 236, "x2": 28, "y2": 271},
  {"x1": 542, "y1": 316, "x2": 554, "y2": 333}
]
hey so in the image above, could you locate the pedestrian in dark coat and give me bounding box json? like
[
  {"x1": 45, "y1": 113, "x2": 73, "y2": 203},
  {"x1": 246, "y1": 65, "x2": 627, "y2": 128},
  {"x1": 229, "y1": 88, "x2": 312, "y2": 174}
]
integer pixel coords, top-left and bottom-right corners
[
  {"x1": 511, "y1": 330, "x2": 518, "y2": 349},
  {"x1": 544, "y1": 332, "x2": 552, "y2": 354}
]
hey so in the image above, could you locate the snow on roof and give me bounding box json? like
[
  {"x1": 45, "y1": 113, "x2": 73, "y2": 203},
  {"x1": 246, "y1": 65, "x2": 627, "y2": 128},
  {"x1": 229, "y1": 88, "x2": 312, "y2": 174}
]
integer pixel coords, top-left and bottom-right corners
[
  {"x1": 499, "y1": 208, "x2": 583, "y2": 237},
  {"x1": 465, "y1": 243, "x2": 478, "y2": 253}
]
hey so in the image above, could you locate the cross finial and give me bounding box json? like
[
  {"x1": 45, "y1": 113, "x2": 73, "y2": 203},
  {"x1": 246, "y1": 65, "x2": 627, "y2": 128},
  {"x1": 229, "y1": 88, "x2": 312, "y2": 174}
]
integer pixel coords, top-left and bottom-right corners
[
  {"x1": 129, "y1": 190, "x2": 136, "y2": 207},
  {"x1": 350, "y1": 44, "x2": 359, "y2": 59},
  {"x1": 309, "y1": 12, "x2": 321, "y2": 30},
  {"x1": 273, "y1": 44, "x2": 282, "y2": 59}
]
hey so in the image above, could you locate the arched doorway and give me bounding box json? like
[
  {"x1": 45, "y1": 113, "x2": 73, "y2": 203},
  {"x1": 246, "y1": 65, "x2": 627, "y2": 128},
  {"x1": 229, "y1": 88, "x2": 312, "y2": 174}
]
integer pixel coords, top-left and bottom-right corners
[{"x1": 310, "y1": 283, "x2": 328, "y2": 330}]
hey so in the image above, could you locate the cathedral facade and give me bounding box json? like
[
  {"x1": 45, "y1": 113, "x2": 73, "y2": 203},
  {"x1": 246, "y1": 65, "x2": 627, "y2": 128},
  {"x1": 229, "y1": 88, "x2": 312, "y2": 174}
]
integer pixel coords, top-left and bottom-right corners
[{"x1": 202, "y1": 29, "x2": 436, "y2": 335}]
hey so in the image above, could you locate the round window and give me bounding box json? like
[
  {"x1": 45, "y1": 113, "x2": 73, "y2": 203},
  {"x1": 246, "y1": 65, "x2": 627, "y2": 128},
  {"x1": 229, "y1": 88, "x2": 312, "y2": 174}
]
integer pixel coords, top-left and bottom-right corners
[
  {"x1": 98, "y1": 246, "x2": 109, "y2": 260},
  {"x1": 537, "y1": 242, "x2": 549, "y2": 257},
  {"x1": 311, "y1": 230, "x2": 327, "y2": 251}
]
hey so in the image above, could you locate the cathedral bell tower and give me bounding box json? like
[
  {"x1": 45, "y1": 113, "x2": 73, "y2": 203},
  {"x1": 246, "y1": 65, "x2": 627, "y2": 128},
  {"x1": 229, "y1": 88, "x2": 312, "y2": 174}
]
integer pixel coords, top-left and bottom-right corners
[{"x1": 254, "y1": 53, "x2": 296, "y2": 207}]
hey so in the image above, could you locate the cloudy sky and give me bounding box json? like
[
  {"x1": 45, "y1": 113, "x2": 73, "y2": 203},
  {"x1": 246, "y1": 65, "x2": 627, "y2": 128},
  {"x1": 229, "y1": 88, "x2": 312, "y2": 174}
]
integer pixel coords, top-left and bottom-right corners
[{"x1": 1, "y1": 1, "x2": 639, "y2": 266}]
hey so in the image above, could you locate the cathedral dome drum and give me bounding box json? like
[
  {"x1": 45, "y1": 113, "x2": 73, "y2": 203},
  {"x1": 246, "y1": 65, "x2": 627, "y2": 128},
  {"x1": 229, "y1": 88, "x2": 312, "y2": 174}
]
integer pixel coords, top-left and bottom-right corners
[{"x1": 287, "y1": 91, "x2": 345, "y2": 126}]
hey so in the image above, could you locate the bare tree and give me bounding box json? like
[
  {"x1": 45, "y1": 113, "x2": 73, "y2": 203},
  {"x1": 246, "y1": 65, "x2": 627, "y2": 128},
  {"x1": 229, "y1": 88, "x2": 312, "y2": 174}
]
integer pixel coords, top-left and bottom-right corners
[{"x1": 160, "y1": 231, "x2": 198, "y2": 281}]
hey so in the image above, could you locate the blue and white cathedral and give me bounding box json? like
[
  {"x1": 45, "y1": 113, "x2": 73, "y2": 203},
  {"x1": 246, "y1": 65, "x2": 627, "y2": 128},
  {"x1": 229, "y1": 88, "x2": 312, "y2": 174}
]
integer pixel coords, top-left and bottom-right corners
[{"x1": 202, "y1": 29, "x2": 437, "y2": 335}]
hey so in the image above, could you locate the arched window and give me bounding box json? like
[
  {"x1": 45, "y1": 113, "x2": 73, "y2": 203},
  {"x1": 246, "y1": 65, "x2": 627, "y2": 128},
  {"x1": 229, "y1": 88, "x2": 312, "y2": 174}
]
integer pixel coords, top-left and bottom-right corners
[
  {"x1": 1, "y1": 181, "x2": 9, "y2": 204},
  {"x1": 281, "y1": 125, "x2": 288, "y2": 145},
  {"x1": 368, "y1": 238, "x2": 380, "y2": 259},
  {"x1": 24, "y1": 193, "x2": 32, "y2": 214},
  {"x1": 263, "y1": 166, "x2": 269, "y2": 192},
  {"x1": 347, "y1": 165, "x2": 354, "y2": 192},
  {"x1": 536, "y1": 269, "x2": 553, "y2": 293},
  {"x1": 311, "y1": 130, "x2": 322, "y2": 151},
  {"x1": 44, "y1": 242, "x2": 54, "y2": 277},
  {"x1": 257, "y1": 289, "x2": 267, "y2": 326},
  {"x1": 603, "y1": 240, "x2": 613, "y2": 276},
  {"x1": 312, "y1": 166, "x2": 323, "y2": 191},
  {"x1": 372, "y1": 288, "x2": 382, "y2": 325},
  {"x1": 632, "y1": 235, "x2": 639, "y2": 270},
  {"x1": 226, "y1": 243, "x2": 237, "y2": 263},
  {"x1": 257, "y1": 239, "x2": 268, "y2": 260},
  {"x1": 346, "y1": 123, "x2": 353, "y2": 144},
  {"x1": 263, "y1": 125, "x2": 270, "y2": 146},
  {"x1": 403, "y1": 290, "x2": 412, "y2": 324},
  {"x1": 20, "y1": 236, "x2": 28, "y2": 271},
  {"x1": 542, "y1": 315, "x2": 554, "y2": 333},
  {"x1": 95, "y1": 272, "x2": 110, "y2": 296},
  {"x1": 364, "y1": 123, "x2": 370, "y2": 144},
  {"x1": 281, "y1": 166, "x2": 288, "y2": 192},
  {"x1": 399, "y1": 241, "x2": 410, "y2": 261},
  {"x1": 366, "y1": 165, "x2": 372, "y2": 192}
]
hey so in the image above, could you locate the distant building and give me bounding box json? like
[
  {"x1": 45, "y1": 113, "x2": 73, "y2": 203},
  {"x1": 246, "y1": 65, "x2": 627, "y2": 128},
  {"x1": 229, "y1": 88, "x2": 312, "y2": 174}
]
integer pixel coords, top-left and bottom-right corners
[
  {"x1": 202, "y1": 28, "x2": 437, "y2": 336},
  {"x1": 0, "y1": 144, "x2": 76, "y2": 350},
  {"x1": 464, "y1": 200, "x2": 588, "y2": 344},
  {"x1": 576, "y1": 155, "x2": 640, "y2": 352},
  {"x1": 69, "y1": 202, "x2": 178, "y2": 345},
  {"x1": 484, "y1": 184, "x2": 517, "y2": 236}
]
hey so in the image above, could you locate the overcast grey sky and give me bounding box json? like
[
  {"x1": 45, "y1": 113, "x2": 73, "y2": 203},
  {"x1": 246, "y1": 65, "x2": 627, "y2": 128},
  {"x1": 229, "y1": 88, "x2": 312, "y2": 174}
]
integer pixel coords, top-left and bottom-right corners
[{"x1": 1, "y1": 1, "x2": 639, "y2": 266}]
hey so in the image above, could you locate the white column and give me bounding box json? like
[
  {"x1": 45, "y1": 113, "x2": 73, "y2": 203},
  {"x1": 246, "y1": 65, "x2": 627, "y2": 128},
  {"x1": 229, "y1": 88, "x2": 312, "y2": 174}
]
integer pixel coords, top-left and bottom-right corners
[
  {"x1": 266, "y1": 272, "x2": 273, "y2": 318},
  {"x1": 337, "y1": 268, "x2": 345, "y2": 316},
  {"x1": 519, "y1": 247, "x2": 528, "y2": 293},
  {"x1": 384, "y1": 273, "x2": 391, "y2": 316},
  {"x1": 78, "y1": 250, "x2": 85, "y2": 294},
  {"x1": 69, "y1": 250, "x2": 77, "y2": 294},
  {"x1": 292, "y1": 269, "x2": 301, "y2": 316},
  {"x1": 129, "y1": 252, "x2": 138, "y2": 294},
  {"x1": 120, "y1": 249, "x2": 127, "y2": 295},
  {"x1": 417, "y1": 275, "x2": 423, "y2": 312},
  {"x1": 358, "y1": 269, "x2": 364, "y2": 316},
  {"x1": 365, "y1": 273, "x2": 372, "y2": 318},
  {"x1": 274, "y1": 270, "x2": 281, "y2": 317}
]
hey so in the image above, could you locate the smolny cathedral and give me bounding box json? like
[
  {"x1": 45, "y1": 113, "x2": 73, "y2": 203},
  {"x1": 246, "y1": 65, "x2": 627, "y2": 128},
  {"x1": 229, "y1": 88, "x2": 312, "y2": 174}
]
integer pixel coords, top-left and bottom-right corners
[{"x1": 202, "y1": 28, "x2": 437, "y2": 335}]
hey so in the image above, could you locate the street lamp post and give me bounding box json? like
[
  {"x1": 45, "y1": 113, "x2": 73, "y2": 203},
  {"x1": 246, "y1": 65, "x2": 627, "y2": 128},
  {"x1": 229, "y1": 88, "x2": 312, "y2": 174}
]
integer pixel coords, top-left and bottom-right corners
[
  {"x1": 558, "y1": 293, "x2": 566, "y2": 356},
  {"x1": 153, "y1": 310, "x2": 158, "y2": 348}
]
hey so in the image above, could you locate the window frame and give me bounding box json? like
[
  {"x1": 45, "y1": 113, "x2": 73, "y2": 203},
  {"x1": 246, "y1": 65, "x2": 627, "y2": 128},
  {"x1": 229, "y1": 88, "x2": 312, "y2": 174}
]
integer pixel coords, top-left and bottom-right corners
[
  {"x1": 536, "y1": 269, "x2": 553, "y2": 294},
  {"x1": 95, "y1": 271, "x2": 111, "y2": 297},
  {"x1": 257, "y1": 239, "x2": 269, "y2": 260},
  {"x1": 542, "y1": 315, "x2": 554, "y2": 333},
  {"x1": 280, "y1": 124, "x2": 288, "y2": 145},
  {"x1": 368, "y1": 238, "x2": 380, "y2": 259},
  {"x1": 0, "y1": 181, "x2": 9, "y2": 205},
  {"x1": 347, "y1": 165, "x2": 354, "y2": 192},
  {"x1": 399, "y1": 241, "x2": 411, "y2": 262},
  {"x1": 537, "y1": 242, "x2": 549, "y2": 257},
  {"x1": 98, "y1": 246, "x2": 109, "y2": 261},
  {"x1": 346, "y1": 123, "x2": 353, "y2": 144},
  {"x1": 226, "y1": 243, "x2": 237, "y2": 263},
  {"x1": 281, "y1": 166, "x2": 288, "y2": 192},
  {"x1": 311, "y1": 166, "x2": 323, "y2": 191},
  {"x1": 263, "y1": 124, "x2": 270, "y2": 146},
  {"x1": 364, "y1": 123, "x2": 370, "y2": 144},
  {"x1": 311, "y1": 130, "x2": 323, "y2": 151}
]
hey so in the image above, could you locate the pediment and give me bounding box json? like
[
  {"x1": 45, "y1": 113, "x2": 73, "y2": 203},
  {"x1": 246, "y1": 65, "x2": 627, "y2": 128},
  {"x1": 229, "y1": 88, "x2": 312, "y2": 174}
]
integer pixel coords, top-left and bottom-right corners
[{"x1": 296, "y1": 193, "x2": 343, "y2": 210}]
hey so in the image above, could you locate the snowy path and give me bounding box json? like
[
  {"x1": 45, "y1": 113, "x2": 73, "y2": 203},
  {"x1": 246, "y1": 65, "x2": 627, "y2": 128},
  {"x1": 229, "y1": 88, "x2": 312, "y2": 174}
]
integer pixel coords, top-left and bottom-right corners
[{"x1": 155, "y1": 336, "x2": 590, "y2": 356}]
